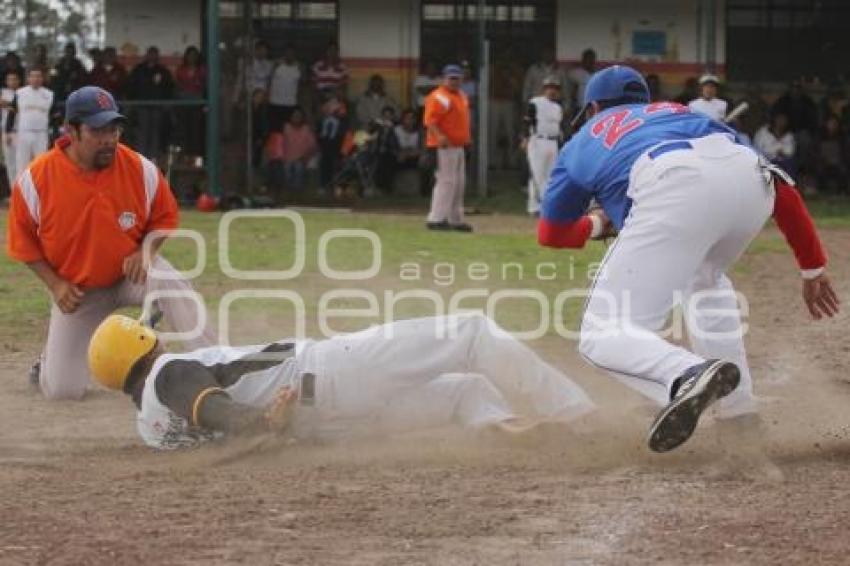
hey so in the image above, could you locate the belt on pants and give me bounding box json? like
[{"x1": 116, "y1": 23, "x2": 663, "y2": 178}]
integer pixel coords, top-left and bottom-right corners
[{"x1": 648, "y1": 140, "x2": 693, "y2": 160}]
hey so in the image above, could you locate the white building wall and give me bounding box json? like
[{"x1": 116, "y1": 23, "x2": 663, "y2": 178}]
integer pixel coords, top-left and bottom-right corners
[
  {"x1": 338, "y1": 0, "x2": 420, "y2": 61},
  {"x1": 105, "y1": 0, "x2": 202, "y2": 59},
  {"x1": 556, "y1": 0, "x2": 724, "y2": 67},
  {"x1": 338, "y1": 0, "x2": 420, "y2": 104}
]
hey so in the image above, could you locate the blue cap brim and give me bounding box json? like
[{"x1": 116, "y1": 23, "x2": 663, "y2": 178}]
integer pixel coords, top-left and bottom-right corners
[{"x1": 81, "y1": 111, "x2": 126, "y2": 128}]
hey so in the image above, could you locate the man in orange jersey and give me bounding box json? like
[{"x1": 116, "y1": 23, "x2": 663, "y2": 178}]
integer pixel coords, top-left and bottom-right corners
[
  {"x1": 6, "y1": 86, "x2": 214, "y2": 400},
  {"x1": 422, "y1": 64, "x2": 473, "y2": 232}
]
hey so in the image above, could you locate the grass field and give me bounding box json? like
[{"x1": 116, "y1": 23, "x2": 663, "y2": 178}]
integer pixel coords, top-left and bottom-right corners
[{"x1": 0, "y1": 196, "x2": 819, "y2": 351}]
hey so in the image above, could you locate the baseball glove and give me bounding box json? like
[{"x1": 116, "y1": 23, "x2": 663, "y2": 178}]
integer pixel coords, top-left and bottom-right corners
[{"x1": 264, "y1": 386, "x2": 298, "y2": 433}]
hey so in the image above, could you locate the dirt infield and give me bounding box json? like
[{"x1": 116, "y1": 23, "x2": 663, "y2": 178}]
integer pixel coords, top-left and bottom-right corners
[{"x1": 2, "y1": 224, "x2": 850, "y2": 565}]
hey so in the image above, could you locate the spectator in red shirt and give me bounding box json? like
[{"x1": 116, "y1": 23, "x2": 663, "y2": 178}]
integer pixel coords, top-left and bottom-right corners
[
  {"x1": 266, "y1": 107, "x2": 317, "y2": 200},
  {"x1": 89, "y1": 47, "x2": 128, "y2": 99},
  {"x1": 175, "y1": 46, "x2": 206, "y2": 157},
  {"x1": 312, "y1": 41, "x2": 348, "y2": 95}
]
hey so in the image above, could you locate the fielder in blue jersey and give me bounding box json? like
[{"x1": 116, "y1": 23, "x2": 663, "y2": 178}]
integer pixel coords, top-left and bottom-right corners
[{"x1": 538, "y1": 65, "x2": 838, "y2": 453}]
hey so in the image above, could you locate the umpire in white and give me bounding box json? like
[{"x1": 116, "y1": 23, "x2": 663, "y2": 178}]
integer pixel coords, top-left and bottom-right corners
[{"x1": 523, "y1": 76, "x2": 563, "y2": 216}]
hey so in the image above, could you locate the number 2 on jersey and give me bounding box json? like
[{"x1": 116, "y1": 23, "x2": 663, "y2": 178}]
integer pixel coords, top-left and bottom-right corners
[
  {"x1": 589, "y1": 103, "x2": 688, "y2": 149},
  {"x1": 590, "y1": 110, "x2": 643, "y2": 149}
]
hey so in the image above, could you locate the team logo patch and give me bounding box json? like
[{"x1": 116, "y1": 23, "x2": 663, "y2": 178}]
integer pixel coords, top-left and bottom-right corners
[
  {"x1": 118, "y1": 211, "x2": 137, "y2": 231},
  {"x1": 96, "y1": 91, "x2": 113, "y2": 110}
]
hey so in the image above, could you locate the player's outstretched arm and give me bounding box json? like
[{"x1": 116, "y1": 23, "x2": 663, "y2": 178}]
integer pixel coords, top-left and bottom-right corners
[
  {"x1": 772, "y1": 179, "x2": 839, "y2": 319},
  {"x1": 157, "y1": 361, "x2": 296, "y2": 436}
]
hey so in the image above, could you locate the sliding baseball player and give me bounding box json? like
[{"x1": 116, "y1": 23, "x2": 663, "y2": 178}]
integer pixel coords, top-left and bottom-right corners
[{"x1": 88, "y1": 312, "x2": 595, "y2": 449}]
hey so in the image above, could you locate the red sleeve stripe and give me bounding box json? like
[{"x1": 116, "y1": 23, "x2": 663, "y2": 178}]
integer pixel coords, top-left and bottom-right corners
[
  {"x1": 537, "y1": 216, "x2": 593, "y2": 249},
  {"x1": 772, "y1": 180, "x2": 827, "y2": 271}
]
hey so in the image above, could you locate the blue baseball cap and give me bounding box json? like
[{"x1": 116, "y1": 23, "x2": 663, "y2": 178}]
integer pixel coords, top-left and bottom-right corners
[
  {"x1": 65, "y1": 86, "x2": 126, "y2": 128},
  {"x1": 442, "y1": 64, "x2": 463, "y2": 78},
  {"x1": 583, "y1": 65, "x2": 649, "y2": 107},
  {"x1": 572, "y1": 65, "x2": 650, "y2": 126}
]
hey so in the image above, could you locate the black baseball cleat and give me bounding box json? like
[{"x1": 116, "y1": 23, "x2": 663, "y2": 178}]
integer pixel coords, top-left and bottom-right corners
[
  {"x1": 648, "y1": 360, "x2": 741, "y2": 453},
  {"x1": 426, "y1": 220, "x2": 451, "y2": 231},
  {"x1": 450, "y1": 223, "x2": 473, "y2": 233}
]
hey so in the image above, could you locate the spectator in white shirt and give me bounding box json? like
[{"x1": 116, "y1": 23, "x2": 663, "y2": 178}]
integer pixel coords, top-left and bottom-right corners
[
  {"x1": 754, "y1": 112, "x2": 796, "y2": 174},
  {"x1": 12, "y1": 67, "x2": 54, "y2": 171},
  {"x1": 268, "y1": 43, "x2": 302, "y2": 131},
  {"x1": 688, "y1": 74, "x2": 728, "y2": 122},
  {"x1": 241, "y1": 40, "x2": 274, "y2": 97}
]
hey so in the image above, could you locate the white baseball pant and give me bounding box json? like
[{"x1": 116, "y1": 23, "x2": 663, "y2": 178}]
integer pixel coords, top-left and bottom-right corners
[
  {"x1": 578, "y1": 133, "x2": 775, "y2": 419},
  {"x1": 15, "y1": 131, "x2": 48, "y2": 171},
  {"x1": 527, "y1": 137, "x2": 558, "y2": 215},
  {"x1": 290, "y1": 313, "x2": 595, "y2": 438}
]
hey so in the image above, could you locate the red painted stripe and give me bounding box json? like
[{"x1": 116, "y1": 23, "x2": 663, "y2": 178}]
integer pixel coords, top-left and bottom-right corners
[
  {"x1": 344, "y1": 57, "x2": 418, "y2": 69},
  {"x1": 560, "y1": 59, "x2": 727, "y2": 75}
]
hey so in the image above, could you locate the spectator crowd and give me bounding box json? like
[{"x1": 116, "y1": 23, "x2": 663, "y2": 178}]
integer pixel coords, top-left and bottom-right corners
[
  {"x1": 677, "y1": 74, "x2": 850, "y2": 196},
  {"x1": 3, "y1": 39, "x2": 850, "y2": 207},
  {"x1": 0, "y1": 43, "x2": 208, "y2": 197}
]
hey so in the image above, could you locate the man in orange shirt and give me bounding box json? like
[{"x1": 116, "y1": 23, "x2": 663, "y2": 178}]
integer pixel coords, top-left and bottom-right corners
[
  {"x1": 6, "y1": 86, "x2": 214, "y2": 400},
  {"x1": 423, "y1": 64, "x2": 473, "y2": 232}
]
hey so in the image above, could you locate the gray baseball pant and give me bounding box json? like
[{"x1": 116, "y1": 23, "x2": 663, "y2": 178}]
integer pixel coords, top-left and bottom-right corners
[
  {"x1": 426, "y1": 146, "x2": 466, "y2": 225},
  {"x1": 39, "y1": 256, "x2": 215, "y2": 400}
]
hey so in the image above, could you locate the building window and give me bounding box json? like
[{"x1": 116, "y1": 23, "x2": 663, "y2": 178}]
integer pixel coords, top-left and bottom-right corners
[
  {"x1": 420, "y1": 0, "x2": 555, "y2": 90},
  {"x1": 220, "y1": 1, "x2": 336, "y2": 21},
  {"x1": 423, "y1": 2, "x2": 538, "y2": 22},
  {"x1": 726, "y1": 0, "x2": 850, "y2": 81},
  {"x1": 297, "y1": 2, "x2": 336, "y2": 20}
]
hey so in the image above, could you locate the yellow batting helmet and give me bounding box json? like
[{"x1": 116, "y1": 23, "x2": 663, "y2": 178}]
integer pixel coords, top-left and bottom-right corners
[{"x1": 88, "y1": 314, "x2": 157, "y2": 390}]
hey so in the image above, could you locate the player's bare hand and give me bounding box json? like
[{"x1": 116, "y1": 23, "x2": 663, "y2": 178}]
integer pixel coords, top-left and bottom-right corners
[
  {"x1": 122, "y1": 250, "x2": 148, "y2": 286},
  {"x1": 802, "y1": 273, "x2": 840, "y2": 320},
  {"x1": 588, "y1": 207, "x2": 617, "y2": 240},
  {"x1": 50, "y1": 279, "x2": 84, "y2": 314},
  {"x1": 264, "y1": 386, "x2": 298, "y2": 432},
  {"x1": 588, "y1": 207, "x2": 609, "y2": 224}
]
